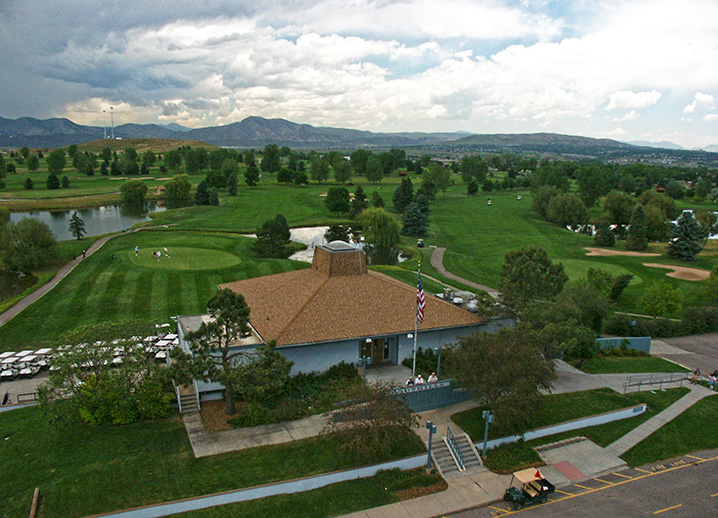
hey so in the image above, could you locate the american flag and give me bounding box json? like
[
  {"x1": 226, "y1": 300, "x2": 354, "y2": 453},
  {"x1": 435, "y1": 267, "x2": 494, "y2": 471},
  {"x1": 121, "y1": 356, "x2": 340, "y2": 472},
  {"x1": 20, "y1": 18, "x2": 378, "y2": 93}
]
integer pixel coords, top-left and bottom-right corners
[{"x1": 417, "y1": 265, "x2": 426, "y2": 323}]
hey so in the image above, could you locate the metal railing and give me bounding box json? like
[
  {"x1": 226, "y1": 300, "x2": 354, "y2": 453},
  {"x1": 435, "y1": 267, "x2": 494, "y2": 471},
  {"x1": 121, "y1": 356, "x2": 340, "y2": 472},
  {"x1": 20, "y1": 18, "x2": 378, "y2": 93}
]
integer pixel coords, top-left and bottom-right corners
[
  {"x1": 173, "y1": 381, "x2": 183, "y2": 413},
  {"x1": 17, "y1": 392, "x2": 39, "y2": 404},
  {"x1": 446, "y1": 426, "x2": 465, "y2": 470},
  {"x1": 193, "y1": 378, "x2": 201, "y2": 411},
  {"x1": 623, "y1": 372, "x2": 690, "y2": 393}
]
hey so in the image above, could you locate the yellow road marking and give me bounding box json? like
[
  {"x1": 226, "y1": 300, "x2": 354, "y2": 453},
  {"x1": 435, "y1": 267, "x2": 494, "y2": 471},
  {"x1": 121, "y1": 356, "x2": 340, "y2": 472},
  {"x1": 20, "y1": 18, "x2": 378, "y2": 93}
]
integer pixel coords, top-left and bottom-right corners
[
  {"x1": 653, "y1": 504, "x2": 683, "y2": 514},
  {"x1": 594, "y1": 477, "x2": 613, "y2": 485},
  {"x1": 489, "y1": 506, "x2": 509, "y2": 513},
  {"x1": 555, "y1": 489, "x2": 573, "y2": 495},
  {"x1": 612, "y1": 472, "x2": 633, "y2": 479},
  {"x1": 686, "y1": 454, "x2": 704, "y2": 461},
  {"x1": 573, "y1": 483, "x2": 592, "y2": 490},
  {"x1": 711, "y1": 492, "x2": 718, "y2": 498},
  {"x1": 493, "y1": 454, "x2": 718, "y2": 515}
]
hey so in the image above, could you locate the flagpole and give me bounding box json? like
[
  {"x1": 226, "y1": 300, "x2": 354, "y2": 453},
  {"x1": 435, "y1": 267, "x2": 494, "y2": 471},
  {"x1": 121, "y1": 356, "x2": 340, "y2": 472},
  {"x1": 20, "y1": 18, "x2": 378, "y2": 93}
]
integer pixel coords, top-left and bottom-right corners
[{"x1": 412, "y1": 308, "x2": 418, "y2": 378}]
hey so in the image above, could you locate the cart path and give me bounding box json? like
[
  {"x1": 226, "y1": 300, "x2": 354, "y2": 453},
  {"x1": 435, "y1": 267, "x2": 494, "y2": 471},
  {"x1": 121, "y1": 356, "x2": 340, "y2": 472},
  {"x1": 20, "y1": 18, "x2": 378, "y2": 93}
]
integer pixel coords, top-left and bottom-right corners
[
  {"x1": 430, "y1": 247, "x2": 500, "y2": 299},
  {"x1": 0, "y1": 231, "x2": 124, "y2": 327}
]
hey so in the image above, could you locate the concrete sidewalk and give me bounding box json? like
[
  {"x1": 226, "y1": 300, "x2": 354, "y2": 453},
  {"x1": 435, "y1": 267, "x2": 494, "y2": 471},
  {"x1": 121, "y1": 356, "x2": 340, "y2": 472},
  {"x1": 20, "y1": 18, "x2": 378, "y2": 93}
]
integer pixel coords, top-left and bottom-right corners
[{"x1": 606, "y1": 383, "x2": 715, "y2": 456}]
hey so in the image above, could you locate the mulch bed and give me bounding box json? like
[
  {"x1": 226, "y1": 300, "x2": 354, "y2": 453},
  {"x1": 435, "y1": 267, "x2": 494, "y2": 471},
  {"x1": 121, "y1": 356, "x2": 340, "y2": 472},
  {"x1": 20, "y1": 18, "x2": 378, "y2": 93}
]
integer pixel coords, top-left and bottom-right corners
[
  {"x1": 200, "y1": 399, "x2": 246, "y2": 433},
  {"x1": 395, "y1": 480, "x2": 448, "y2": 500}
]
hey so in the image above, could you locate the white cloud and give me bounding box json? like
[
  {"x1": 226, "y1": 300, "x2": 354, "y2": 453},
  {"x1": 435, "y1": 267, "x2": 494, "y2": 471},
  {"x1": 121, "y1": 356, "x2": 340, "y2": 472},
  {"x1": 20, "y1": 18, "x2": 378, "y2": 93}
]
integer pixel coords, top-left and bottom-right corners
[
  {"x1": 605, "y1": 91, "x2": 661, "y2": 111},
  {"x1": 705, "y1": 113, "x2": 718, "y2": 122},
  {"x1": 612, "y1": 111, "x2": 639, "y2": 122},
  {"x1": 683, "y1": 92, "x2": 716, "y2": 114}
]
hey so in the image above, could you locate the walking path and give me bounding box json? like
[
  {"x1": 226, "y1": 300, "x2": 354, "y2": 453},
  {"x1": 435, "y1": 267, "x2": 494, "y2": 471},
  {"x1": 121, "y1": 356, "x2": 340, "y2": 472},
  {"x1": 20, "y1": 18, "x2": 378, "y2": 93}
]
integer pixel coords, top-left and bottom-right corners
[
  {"x1": 0, "y1": 233, "x2": 116, "y2": 327},
  {"x1": 429, "y1": 247, "x2": 500, "y2": 299}
]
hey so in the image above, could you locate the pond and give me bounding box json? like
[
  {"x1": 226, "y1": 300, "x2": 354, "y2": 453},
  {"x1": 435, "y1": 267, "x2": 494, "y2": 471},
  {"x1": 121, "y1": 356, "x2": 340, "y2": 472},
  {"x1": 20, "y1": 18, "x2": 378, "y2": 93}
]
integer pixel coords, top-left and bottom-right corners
[
  {"x1": 9, "y1": 203, "x2": 166, "y2": 241},
  {"x1": 286, "y1": 226, "x2": 407, "y2": 264}
]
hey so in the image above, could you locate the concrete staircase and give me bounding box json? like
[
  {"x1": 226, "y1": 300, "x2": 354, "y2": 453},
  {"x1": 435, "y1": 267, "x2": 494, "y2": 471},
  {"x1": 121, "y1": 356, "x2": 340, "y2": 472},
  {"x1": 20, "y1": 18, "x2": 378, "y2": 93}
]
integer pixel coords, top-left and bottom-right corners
[
  {"x1": 431, "y1": 427, "x2": 484, "y2": 477},
  {"x1": 177, "y1": 385, "x2": 199, "y2": 414}
]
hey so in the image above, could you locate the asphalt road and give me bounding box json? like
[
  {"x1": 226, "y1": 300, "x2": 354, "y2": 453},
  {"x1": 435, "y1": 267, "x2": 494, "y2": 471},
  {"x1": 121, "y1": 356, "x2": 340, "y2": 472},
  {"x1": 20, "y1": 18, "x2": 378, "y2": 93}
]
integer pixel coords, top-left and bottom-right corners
[
  {"x1": 661, "y1": 333, "x2": 718, "y2": 376},
  {"x1": 448, "y1": 450, "x2": 718, "y2": 518}
]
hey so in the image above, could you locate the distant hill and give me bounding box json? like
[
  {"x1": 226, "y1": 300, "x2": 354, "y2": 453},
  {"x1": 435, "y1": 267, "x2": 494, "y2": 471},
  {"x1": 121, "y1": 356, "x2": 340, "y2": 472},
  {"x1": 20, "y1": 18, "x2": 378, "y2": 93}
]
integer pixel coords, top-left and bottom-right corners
[
  {"x1": 628, "y1": 140, "x2": 685, "y2": 150},
  {"x1": 1, "y1": 115, "x2": 717, "y2": 164}
]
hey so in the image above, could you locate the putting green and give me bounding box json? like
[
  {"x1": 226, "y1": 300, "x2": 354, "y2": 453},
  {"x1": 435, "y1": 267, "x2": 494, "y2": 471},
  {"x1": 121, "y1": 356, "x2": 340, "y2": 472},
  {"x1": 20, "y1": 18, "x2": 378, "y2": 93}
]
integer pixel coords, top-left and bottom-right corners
[
  {"x1": 560, "y1": 259, "x2": 643, "y2": 285},
  {"x1": 127, "y1": 247, "x2": 242, "y2": 271}
]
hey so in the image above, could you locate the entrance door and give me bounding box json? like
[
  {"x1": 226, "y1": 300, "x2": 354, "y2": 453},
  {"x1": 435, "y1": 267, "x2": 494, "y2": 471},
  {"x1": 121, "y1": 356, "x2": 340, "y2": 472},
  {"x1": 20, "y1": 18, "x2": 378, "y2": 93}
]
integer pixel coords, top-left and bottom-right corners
[{"x1": 372, "y1": 338, "x2": 385, "y2": 365}]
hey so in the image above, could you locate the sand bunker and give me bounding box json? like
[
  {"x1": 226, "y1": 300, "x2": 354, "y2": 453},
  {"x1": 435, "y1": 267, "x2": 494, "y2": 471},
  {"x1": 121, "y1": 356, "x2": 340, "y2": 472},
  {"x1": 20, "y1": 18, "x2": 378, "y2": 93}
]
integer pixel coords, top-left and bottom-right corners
[
  {"x1": 584, "y1": 247, "x2": 660, "y2": 257},
  {"x1": 643, "y1": 263, "x2": 710, "y2": 281}
]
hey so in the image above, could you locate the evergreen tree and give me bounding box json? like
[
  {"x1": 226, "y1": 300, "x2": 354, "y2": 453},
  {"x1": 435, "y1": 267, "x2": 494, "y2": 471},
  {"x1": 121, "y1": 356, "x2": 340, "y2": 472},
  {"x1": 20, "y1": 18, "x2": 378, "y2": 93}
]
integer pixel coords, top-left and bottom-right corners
[
  {"x1": 226, "y1": 173, "x2": 238, "y2": 196},
  {"x1": 351, "y1": 186, "x2": 368, "y2": 217},
  {"x1": 251, "y1": 215, "x2": 292, "y2": 258},
  {"x1": 46, "y1": 173, "x2": 61, "y2": 190},
  {"x1": 626, "y1": 205, "x2": 648, "y2": 251},
  {"x1": 61, "y1": 176, "x2": 70, "y2": 188},
  {"x1": 194, "y1": 180, "x2": 211, "y2": 206},
  {"x1": 371, "y1": 191, "x2": 384, "y2": 208},
  {"x1": 325, "y1": 187, "x2": 351, "y2": 214},
  {"x1": 24, "y1": 177, "x2": 34, "y2": 190},
  {"x1": 261, "y1": 144, "x2": 280, "y2": 173},
  {"x1": 593, "y1": 222, "x2": 615, "y2": 247},
  {"x1": 68, "y1": 211, "x2": 86, "y2": 240},
  {"x1": 401, "y1": 201, "x2": 428, "y2": 237},
  {"x1": 392, "y1": 177, "x2": 414, "y2": 213},
  {"x1": 209, "y1": 188, "x2": 220, "y2": 206},
  {"x1": 467, "y1": 180, "x2": 479, "y2": 195},
  {"x1": 324, "y1": 225, "x2": 351, "y2": 243},
  {"x1": 668, "y1": 212, "x2": 703, "y2": 261}
]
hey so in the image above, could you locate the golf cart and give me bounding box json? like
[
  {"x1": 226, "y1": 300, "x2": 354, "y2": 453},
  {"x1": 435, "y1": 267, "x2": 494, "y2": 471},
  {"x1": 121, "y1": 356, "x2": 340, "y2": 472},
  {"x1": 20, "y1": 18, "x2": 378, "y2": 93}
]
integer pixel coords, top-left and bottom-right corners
[{"x1": 503, "y1": 467, "x2": 555, "y2": 510}]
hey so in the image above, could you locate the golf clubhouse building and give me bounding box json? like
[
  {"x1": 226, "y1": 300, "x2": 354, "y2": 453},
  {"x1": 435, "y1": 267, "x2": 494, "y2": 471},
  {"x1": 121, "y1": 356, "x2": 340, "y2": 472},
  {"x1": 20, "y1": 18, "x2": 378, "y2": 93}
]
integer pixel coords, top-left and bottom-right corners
[{"x1": 177, "y1": 241, "x2": 505, "y2": 399}]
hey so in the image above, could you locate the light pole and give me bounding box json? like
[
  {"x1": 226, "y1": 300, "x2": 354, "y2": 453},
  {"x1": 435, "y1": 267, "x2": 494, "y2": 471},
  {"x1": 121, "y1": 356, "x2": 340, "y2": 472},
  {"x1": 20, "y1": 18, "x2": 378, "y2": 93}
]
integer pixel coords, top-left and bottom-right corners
[
  {"x1": 481, "y1": 410, "x2": 494, "y2": 457},
  {"x1": 426, "y1": 420, "x2": 437, "y2": 469},
  {"x1": 358, "y1": 355, "x2": 371, "y2": 381}
]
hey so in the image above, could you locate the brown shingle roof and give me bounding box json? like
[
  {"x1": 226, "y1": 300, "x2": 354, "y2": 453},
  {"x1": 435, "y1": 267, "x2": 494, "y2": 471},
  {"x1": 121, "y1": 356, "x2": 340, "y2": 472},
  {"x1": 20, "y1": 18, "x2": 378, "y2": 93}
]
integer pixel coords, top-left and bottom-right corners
[{"x1": 220, "y1": 245, "x2": 481, "y2": 346}]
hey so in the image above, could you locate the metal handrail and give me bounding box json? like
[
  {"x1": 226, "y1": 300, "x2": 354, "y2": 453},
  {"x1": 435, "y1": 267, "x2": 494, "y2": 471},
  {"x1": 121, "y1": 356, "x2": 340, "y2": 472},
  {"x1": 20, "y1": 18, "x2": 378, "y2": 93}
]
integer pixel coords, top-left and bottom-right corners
[
  {"x1": 446, "y1": 426, "x2": 465, "y2": 470},
  {"x1": 173, "y1": 380, "x2": 182, "y2": 413},
  {"x1": 623, "y1": 371, "x2": 690, "y2": 393},
  {"x1": 193, "y1": 378, "x2": 201, "y2": 411}
]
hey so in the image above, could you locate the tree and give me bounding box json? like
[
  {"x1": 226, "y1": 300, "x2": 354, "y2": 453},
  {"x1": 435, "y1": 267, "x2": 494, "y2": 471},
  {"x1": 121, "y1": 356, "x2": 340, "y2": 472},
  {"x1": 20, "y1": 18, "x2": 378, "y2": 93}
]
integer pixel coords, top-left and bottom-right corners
[
  {"x1": 261, "y1": 144, "x2": 280, "y2": 173},
  {"x1": 62, "y1": 175, "x2": 70, "y2": 188},
  {"x1": 322, "y1": 381, "x2": 417, "y2": 461},
  {"x1": 245, "y1": 163, "x2": 260, "y2": 187},
  {"x1": 532, "y1": 186, "x2": 560, "y2": 219},
  {"x1": 452, "y1": 327, "x2": 555, "y2": 435},
  {"x1": 226, "y1": 172, "x2": 238, "y2": 196},
  {"x1": 350, "y1": 149, "x2": 369, "y2": 176},
  {"x1": 120, "y1": 179, "x2": 147, "y2": 205},
  {"x1": 358, "y1": 208, "x2": 400, "y2": 264},
  {"x1": 555, "y1": 281, "x2": 610, "y2": 332},
  {"x1": 626, "y1": 205, "x2": 649, "y2": 251},
  {"x1": 23, "y1": 177, "x2": 34, "y2": 190},
  {"x1": 26, "y1": 154, "x2": 40, "y2": 172},
  {"x1": 164, "y1": 174, "x2": 192, "y2": 208},
  {"x1": 194, "y1": 179, "x2": 211, "y2": 205},
  {"x1": 593, "y1": 221, "x2": 616, "y2": 247},
  {"x1": 233, "y1": 343, "x2": 293, "y2": 406},
  {"x1": 325, "y1": 187, "x2": 351, "y2": 214},
  {"x1": 641, "y1": 281, "x2": 683, "y2": 318},
  {"x1": 4, "y1": 218, "x2": 58, "y2": 273},
  {"x1": 68, "y1": 212, "x2": 86, "y2": 240},
  {"x1": 46, "y1": 173, "x2": 61, "y2": 190},
  {"x1": 47, "y1": 149, "x2": 66, "y2": 175},
  {"x1": 392, "y1": 177, "x2": 414, "y2": 213},
  {"x1": 333, "y1": 159, "x2": 352, "y2": 184},
  {"x1": 351, "y1": 186, "x2": 368, "y2": 217},
  {"x1": 423, "y1": 163, "x2": 451, "y2": 196},
  {"x1": 365, "y1": 155, "x2": 383, "y2": 183},
  {"x1": 39, "y1": 320, "x2": 171, "y2": 425},
  {"x1": 499, "y1": 246, "x2": 568, "y2": 309},
  {"x1": 209, "y1": 188, "x2": 220, "y2": 206},
  {"x1": 668, "y1": 212, "x2": 703, "y2": 261},
  {"x1": 310, "y1": 157, "x2": 330, "y2": 183},
  {"x1": 165, "y1": 149, "x2": 183, "y2": 170},
  {"x1": 251, "y1": 215, "x2": 292, "y2": 258},
  {"x1": 460, "y1": 155, "x2": 488, "y2": 184},
  {"x1": 705, "y1": 263, "x2": 718, "y2": 305},
  {"x1": 401, "y1": 201, "x2": 428, "y2": 237},
  {"x1": 371, "y1": 191, "x2": 384, "y2": 208},
  {"x1": 546, "y1": 193, "x2": 587, "y2": 227},
  {"x1": 180, "y1": 289, "x2": 252, "y2": 415},
  {"x1": 603, "y1": 191, "x2": 636, "y2": 225},
  {"x1": 325, "y1": 225, "x2": 351, "y2": 243}
]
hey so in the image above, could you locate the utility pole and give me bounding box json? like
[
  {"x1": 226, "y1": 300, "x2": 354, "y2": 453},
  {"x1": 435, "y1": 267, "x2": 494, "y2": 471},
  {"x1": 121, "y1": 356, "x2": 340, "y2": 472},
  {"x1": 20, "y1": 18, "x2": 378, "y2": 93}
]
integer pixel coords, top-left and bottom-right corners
[
  {"x1": 103, "y1": 110, "x2": 107, "y2": 139},
  {"x1": 110, "y1": 106, "x2": 115, "y2": 139}
]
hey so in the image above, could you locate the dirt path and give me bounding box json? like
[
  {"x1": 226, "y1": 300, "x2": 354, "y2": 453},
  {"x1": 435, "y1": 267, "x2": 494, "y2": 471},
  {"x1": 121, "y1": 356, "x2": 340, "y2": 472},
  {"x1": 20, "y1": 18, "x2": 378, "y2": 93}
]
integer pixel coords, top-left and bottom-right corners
[
  {"x1": 643, "y1": 262, "x2": 710, "y2": 281},
  {"x1": 430, "y1": 247, "x2": 500, "y2": 299}
]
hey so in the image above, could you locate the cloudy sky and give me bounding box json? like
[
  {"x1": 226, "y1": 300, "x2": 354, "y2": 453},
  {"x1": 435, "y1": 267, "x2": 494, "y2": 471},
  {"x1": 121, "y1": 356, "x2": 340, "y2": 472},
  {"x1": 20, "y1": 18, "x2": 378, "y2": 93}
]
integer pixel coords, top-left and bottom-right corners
[{"x1": 1, "y1": 0, "x2": 717, "y2": 148}]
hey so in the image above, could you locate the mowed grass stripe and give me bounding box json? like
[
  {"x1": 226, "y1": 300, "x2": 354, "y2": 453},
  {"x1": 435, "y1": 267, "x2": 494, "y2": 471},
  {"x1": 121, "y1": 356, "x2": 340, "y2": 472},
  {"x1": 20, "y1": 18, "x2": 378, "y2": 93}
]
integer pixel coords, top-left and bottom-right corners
[
  {"x1": 132, "y1": 272, "x2": 154, "y2": 317},
  {"x1": 166, "y1": 272, "x2": 184, "y2": 317},
  {"x1": 98, "y1": 269, "x2": 128, "y2": 321}
]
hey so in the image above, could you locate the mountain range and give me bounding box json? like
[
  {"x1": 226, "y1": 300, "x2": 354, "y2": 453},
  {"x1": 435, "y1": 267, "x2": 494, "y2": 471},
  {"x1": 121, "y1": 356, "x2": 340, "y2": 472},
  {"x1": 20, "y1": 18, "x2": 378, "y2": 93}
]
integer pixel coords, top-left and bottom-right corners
[{"x1": 1, "y1": 115, "x2": 717, "y2": 162}]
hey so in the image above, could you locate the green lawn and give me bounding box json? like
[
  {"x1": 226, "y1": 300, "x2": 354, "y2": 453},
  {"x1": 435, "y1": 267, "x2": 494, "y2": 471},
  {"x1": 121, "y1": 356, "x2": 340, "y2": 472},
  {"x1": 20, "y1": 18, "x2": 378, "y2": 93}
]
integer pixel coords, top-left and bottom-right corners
[
  {"x1": 621, "y1": 394, "x2": 718, "y2": 466},
  {"x1": 453, "y1": 388, "x2": 646, "y2": 442},
  {"x1": 0, "y1": 406, "x2": 424, "y2": 518},
  {"x1": 0, "y1": 231, "x2": 308, "y2": 350},
  {"x1": 577, "y1": 355, "x2": 689, "y2": 374},
  {"x1": 169, "y1": 468, "x2": 445, "y2": 518},
  {"x1": 480, "y1": 388, "x2": 689, "y2": 473}
]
